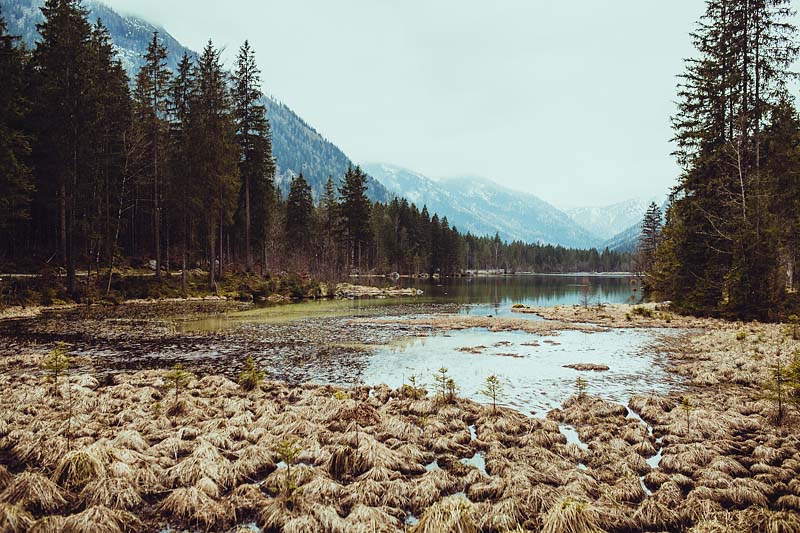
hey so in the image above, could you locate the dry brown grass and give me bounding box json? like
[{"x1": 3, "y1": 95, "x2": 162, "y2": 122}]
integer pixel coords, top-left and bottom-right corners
[
  {"x1": 158, "y1": 486, "x2": 231, "y2": 530},
  {"x1": 0, "y1": 471, "x2": 68, "y2": 513},
  {"x1": 541, "y1": 497, "x2": 603, "y2": 533},
  {"x1": 54, "y1": 448, "x2": 106, "y2": 490},
  {"x1": 411, "y1": 494, "x2": 477, "y2": 533},
  {"x1": 80, "y1": 476, "x2": 142, "y2": 510},
  {"x1": 164, "y1": 440, "x2": 232, "y2": 488},
  {"x1": 345, "y1": 504, "x2": 402, "y2": 532},
  {"x1": 28, "y1": 515, "x2": 67, "y2": 533},
  {"x1": 0, "y1": 502, "x2": 34, "y2": 532},
  {"x1": 62, "y1": 505, "x2": 137, "y2": 533}
]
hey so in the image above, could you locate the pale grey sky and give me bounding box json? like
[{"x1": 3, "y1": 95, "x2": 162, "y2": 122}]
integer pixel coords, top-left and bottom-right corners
[{"x1": 105, "y1": 0, "x2": 707, "y2": 208}]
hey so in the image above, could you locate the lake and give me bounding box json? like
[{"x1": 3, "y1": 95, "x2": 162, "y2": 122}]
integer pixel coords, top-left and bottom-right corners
[{"x1": 176, "y1": 275, "x2": 679, "y2": 415}]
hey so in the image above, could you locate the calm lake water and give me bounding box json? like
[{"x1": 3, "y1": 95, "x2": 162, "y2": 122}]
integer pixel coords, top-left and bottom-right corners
[
  {"x1": 370, "y1": 274, "x2": 644, "y2": 317},
  {"x1": 177, "y1": 275, "x2": 679, "y2": 415}
]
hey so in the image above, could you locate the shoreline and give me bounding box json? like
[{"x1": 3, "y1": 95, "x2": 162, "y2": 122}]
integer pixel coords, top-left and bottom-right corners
[{"x1": 0, "y1": 303, "x2": 798, "y2": 531}]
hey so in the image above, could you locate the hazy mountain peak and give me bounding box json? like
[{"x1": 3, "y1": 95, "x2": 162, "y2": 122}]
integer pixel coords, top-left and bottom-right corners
[{"x1": 364, "y1": 163, "x2": 600, "y2": 248}]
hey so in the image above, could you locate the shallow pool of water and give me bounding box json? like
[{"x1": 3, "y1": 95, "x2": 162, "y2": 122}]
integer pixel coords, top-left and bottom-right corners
[{"x1": 362, "y1": 326, "x2": 681, "y2": 415}]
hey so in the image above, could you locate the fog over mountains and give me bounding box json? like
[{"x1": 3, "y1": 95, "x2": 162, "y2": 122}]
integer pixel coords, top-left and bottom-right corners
[{"x1": 2, "y1": 0, "x2": 655, "y2": 250}]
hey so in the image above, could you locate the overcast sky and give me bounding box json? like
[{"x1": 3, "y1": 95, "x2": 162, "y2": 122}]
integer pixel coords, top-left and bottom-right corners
[{"x1": 104, "y1": 0, "x2": 707, "y2": 208}]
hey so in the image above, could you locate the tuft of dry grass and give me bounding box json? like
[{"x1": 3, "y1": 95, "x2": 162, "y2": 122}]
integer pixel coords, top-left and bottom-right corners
[
  {"x1": 0, "y1": 503, "x2": 34, "y2": 532},
  {"x1": 541, "y1": 497, "x2": 603, "y2": 533},
  {"x1": 80, "y1": 476, "x2": 142, "y2": 510},
  {"x1": 411, "y1": 494, "x2": 477, "y2": 533},
  {"x1": 631, "y1": 498, "x2": 681, "y2": 530},
  {"x1": 0, "y1": 465, "x2": 11, "y2": 491},
  {"x1": 62, "y1": 505, "x2": 137, "y2": 533},
  {"x1": 1, "y1": 471, "x2": 68, "y2": 513},
  {"x1": 164, "y1": 440, "x2": 232, "y2": 488},
  {"x1": 54, "y1": 448, "x2": 106, "y2": 490},
  {"x1": 158, "y1": 486, "x2": 230, "y2": 530},
  {"x1": 345, "y1": 504, "x2": 402, "y2": 531},
  {"x1": 28, "y1": 515, "x2": 67, "y2": 533}
]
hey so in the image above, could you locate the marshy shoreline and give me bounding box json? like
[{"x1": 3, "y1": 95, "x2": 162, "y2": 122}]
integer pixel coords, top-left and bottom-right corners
[{"x1": 0, "y1": 301, "x2": 799, "y2": 531}]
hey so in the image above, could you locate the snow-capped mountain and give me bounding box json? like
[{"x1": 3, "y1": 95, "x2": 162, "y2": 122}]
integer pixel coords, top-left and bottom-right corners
[
  {"x1": 565, "y1": 198, "x2": 657, "y2": 241},
  {"x1": 0, "y1": 0, "x2": 391, "y2": 203},
  {"x1": 364, "y1": 163, "x2": 600, "y2": 249}
]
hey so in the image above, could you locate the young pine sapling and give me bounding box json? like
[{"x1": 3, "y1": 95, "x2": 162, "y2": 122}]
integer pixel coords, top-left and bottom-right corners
[
  {"x1": 165, "y1": 363, "x2": 191, "y2": 416},
  {"x1": 274, "y1": 438, "x2": 303, "y2": 502},
  {"x1": 480, "y1": 374, "x2": 504, "y2": 414},
  {"x1": 433, "y1": 367, "x2": 450, "y2": 402},
  {"x1": 679, "y1": 395, "x2": 694, "y2": 434},
  {"x1": 238, "y1": 356, "x2": 265, "y2": 391},
  {"x1": 575, "y1": 376, "x2": 588, "y2": 400}
]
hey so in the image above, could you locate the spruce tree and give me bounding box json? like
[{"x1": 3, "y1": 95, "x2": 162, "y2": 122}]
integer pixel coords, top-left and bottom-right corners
[
  {"x1": 189, "y1": 40, "x2": 240, "y2": 290},
  {"x1": 285, "y1": 173, "x2": 313, "y2": 256},
  {"x1": 0, "y1": 9, "x2": 33, "y2": 253},
  {"x1": 339, "y1": 165, "x2": 371, "y2": 273},
  {"x1": 233, "y1": 40, "x2": 275, "y2": 273},
  {"x1": 167, "y1": 52, "x2": 195, "y2": 294},
  {"x1": 32, "y1": 0, "x2": 95, "y2": 294},
  {"x1": 655, "y1": 0, "x2": 798, "y2": 318},
  {"x1": 134, "y1": 32, "x2": 171, "y2": 280},
  {"x1": 638, "y1": 202, "x2": 662, "y2": 280}
]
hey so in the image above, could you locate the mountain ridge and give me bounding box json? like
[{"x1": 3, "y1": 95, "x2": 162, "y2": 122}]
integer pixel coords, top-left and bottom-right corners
[{"x1": 364, "y1": 163, "x2": 602, "y2": 249}]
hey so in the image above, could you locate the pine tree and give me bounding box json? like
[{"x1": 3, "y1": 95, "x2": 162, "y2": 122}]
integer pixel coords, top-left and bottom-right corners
[
  {"x1": 0, "y1": 8, "x2": 33, "y2": 253},
  {"x1": 134, "y1": 32, "x2": 172, "y2": 280},
  {"x1": 32, "y1": 0, "x2": 95, "y2": 294},
  {"x1": 285, "y1": 173, "x2": 313, "y2": 260},
  {"x1": 189, "y1": 40, "x2": 240, "y2": 290},
  {"x1": 638, "y1": 202, "x2": 662, "y2": 281},
  {"x1": 233, "y1": 40, "x2": 275, "y2": 273},
  {"x1": 339, "y1": 165, "x2": 371, "y2": 273},
  {"x1": 167, "y1": 52, "x2": 195, "y2": 295}
]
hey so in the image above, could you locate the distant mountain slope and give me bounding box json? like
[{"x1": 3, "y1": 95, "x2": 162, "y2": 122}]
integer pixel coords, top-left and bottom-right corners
[
  {"x1": 601, "y1": 199, "x2": 669, "y2": 252},
  {"x1": 565, "y1": 198, "x2": 655, "y2": 241},
  {"x1": 364, "y1": 163, "x2": 600, "y2": 248},
  {"x1": 1, "y1": 0, "x2": 391, "y2": 202},
  {"x1": 602, "y1": 223, "x2": 642, "y2": 253}
]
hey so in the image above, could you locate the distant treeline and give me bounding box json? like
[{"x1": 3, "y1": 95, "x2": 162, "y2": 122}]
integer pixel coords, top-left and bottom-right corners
[{"x1": 0, "y1": 1, "x2": 630, "y2": 298}]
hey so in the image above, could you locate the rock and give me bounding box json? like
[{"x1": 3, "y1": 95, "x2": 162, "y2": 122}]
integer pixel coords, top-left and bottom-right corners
[{"x1": 563, "y1": 363, "x2": 610, "y2": 371}]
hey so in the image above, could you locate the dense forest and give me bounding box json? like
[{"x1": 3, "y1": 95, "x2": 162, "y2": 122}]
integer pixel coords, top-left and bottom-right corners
[
  {"x1": 640, "y1": 0, "x2": 800, "y2": 320},
  {"x1": 0, "y1": 0, "x2": 631, "y2": 300}
]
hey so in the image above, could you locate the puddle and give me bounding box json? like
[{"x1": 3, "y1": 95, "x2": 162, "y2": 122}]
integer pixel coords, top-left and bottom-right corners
[
  {"x1": 647, "y1": 441, "x2": 664, "y2": 469},
  {"x1": 405, "y1": 513, "x2": 419, "y2": 526},
  {"x1": 425, "y1": 459, "x2": 440, "y2": 471},
  {"x1": 626, "y1": 408, "x2": 654, "y2": 436},
  {"x1": 559, "y1": 425, "x2": 589, "y2": 451},
  {"x1": 468, "y1": 424, "x2": 477, "y2": 441},
  {"x1": 460, "y1": 452, "x2": 487, "y2": 475},
  {"x1": 640, "y1": 477, "x2": 653, "y2": 496}
]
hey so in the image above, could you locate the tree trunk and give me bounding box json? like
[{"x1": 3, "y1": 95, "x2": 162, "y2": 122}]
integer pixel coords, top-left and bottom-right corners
[
  {"x1": 245, "y1": 175, "x2": 252, "y2": 272},
  {"x1": 209, "y1": 230, "x2": 216, "y2": 291},
  {"x1": 154, "y1": 141, "x2": 162, "y2": 281}
]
